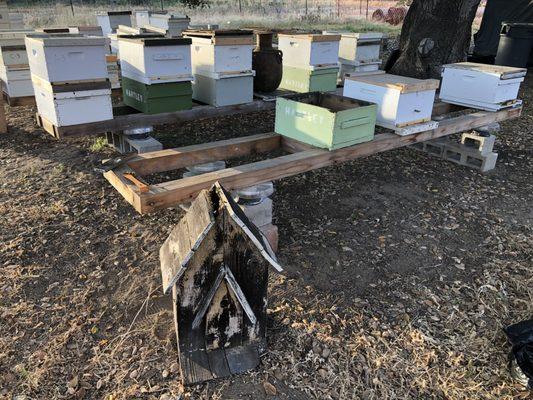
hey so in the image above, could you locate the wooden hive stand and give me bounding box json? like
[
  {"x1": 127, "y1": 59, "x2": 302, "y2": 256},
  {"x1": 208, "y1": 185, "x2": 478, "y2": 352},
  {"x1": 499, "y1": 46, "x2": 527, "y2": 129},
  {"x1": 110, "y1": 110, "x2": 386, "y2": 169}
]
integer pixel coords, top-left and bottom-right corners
[{"x1": 104, "y1": 102, "x2": 522, "y2": 214}]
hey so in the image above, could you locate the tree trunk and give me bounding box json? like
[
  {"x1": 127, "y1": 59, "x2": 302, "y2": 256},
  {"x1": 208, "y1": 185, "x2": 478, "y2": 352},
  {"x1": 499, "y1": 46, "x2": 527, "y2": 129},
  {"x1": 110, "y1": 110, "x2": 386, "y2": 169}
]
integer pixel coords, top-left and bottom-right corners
[{"x1": 389, "y1": 0, "x2": 481, "y2": 79}]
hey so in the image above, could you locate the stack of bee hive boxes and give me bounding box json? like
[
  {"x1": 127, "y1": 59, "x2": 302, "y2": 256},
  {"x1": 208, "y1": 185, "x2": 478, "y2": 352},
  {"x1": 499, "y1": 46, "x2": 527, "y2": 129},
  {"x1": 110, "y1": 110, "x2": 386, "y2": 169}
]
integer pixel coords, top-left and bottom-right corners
[
  {"x1": 278, "y1": 33, "x2": 340, "y2": 93},
  {"x1": 0, "y1": 30, "x2": 34, "y2": 100},
  {"x1": 119, "y1": 36, "x2": 193, "y2": 113},
  {"x1": 324, "y1": 31, "x2": 384, "y2": 83},
  {"x1": 183, "y1": 29, "x2": 255, "y2": 107},
  {"x1": 26, "y1": 34, "x2": 113, "y2": 127}
]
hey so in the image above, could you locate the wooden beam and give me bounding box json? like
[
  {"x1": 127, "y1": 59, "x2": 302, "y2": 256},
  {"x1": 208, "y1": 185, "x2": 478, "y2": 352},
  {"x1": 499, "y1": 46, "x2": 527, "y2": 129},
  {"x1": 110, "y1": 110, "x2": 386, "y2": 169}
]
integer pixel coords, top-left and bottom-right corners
[
  {"x1": 104, "y1": 166, "x2": 144, "y2": 212},
  {"x1": 47, "y1": 100, "x2": 277, "y2": 138},
  {"x1": 126, "y1": 107, "x2": 520, "y2": 213},
  {"x1": 129, "y1": 133, "x2": 281, "y2": 176}
]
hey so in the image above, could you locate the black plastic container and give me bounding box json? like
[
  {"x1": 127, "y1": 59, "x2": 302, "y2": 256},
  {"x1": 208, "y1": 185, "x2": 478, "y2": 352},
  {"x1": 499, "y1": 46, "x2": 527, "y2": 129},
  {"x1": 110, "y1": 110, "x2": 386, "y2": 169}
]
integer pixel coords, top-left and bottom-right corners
[{"x1": 495, "y1": 23, "x2": 533, "y2": 68}]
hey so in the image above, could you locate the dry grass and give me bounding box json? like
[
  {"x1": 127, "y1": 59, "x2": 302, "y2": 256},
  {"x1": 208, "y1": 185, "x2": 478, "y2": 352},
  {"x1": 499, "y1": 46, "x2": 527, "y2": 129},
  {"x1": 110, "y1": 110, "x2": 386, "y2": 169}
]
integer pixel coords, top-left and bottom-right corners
[{"x1": 13, "y1": 3, "x2": 402, "y2": 34}]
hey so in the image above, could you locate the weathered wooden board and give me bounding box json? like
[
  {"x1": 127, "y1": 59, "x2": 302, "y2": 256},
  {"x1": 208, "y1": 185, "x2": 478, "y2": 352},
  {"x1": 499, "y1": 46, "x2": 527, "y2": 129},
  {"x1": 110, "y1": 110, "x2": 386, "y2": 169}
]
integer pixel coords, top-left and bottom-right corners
[{"x1": 166, "y1": 184, "x2": 276, "y2": 385}]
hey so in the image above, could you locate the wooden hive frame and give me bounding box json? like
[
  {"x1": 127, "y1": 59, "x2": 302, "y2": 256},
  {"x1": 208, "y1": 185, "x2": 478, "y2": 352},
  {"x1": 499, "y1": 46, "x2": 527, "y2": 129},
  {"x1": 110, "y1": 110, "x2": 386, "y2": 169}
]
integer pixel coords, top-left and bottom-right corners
[{"x1": 104, "y1": 103, "x2": 522, "y2": 214}]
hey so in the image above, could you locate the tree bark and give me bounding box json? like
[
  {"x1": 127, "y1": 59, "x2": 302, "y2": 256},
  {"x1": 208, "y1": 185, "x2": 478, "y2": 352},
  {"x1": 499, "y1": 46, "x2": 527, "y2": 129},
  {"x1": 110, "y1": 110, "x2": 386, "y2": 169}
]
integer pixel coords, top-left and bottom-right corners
[{"x1": 389, "y1": 0, "x2": 482, "y2": 79}]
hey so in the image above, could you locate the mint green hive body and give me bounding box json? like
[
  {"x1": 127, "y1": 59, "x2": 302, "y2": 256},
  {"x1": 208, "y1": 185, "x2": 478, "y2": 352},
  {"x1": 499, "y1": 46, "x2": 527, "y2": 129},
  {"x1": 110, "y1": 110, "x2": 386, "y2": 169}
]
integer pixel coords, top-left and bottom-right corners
[
  {"x1": 275, "y1": 93, "x2": 377, "y2": 150},
  {"x1": 279, "y1": 65, "x2": 339, "y2": 93},
  {"x1": 122, "y1": 77, "x2": 193, "y2": 114}
]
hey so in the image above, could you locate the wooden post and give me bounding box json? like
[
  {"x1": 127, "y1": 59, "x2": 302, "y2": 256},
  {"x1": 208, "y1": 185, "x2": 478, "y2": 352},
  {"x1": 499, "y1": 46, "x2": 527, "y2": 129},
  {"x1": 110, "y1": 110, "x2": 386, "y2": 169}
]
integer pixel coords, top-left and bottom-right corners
[{"x1": 0, "y1": 94, "x2": 7, "y2": 134}]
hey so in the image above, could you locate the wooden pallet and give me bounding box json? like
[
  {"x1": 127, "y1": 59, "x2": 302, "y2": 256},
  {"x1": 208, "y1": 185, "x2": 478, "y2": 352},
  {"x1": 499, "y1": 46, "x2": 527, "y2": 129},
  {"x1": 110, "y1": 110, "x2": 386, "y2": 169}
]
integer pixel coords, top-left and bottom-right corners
[{"x1": 104, "y1": 104, "x2": 522, "y2": 214}]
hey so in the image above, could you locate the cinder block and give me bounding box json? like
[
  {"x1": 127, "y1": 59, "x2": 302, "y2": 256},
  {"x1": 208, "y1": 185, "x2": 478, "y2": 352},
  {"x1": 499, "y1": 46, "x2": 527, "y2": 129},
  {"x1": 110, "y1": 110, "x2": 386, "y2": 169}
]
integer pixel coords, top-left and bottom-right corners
[
  {"x1": 124, "y1": 136, "x2": 163, "y2": 153},
  {"x1": 239, "y1": 198, "x2": 273, "y2": 228},
  {"x1": 106, "y1": 131, "x2": 163, "y2": 154},
  {"x1": 443, "y1": 142, "x2": 498, "y2": 173},
  {"x1": 259, "y1": 223, "x2": 278, "y2": 253},
  {"x1": 460, "y1": 132, "x2": 495, "y2": 155},
  {"x1": 410, "y1": 137, "x2": 449, "y2": 157}
]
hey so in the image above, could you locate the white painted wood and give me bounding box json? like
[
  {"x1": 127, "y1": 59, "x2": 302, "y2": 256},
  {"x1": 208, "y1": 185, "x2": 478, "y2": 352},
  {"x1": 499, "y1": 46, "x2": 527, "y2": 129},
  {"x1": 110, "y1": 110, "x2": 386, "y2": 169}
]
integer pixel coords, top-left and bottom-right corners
[
  {"x1": 108, "y1": 33, "x2": 118, "y2": 55},
  {"x1": 134, "y1": 10, "x2": 150, "y2": 28},
  {"x1": 149, "y1": 13, "x2": 190, "y2": 36},
  {"x1": 96, "y1": 12, "x2": 132, "y2": 36},
  {"x1": 339, "y1": 61, "x2": 380, "y2": 82},
  {"x1": 380, "y1": 120, "x2": 439, "y2": 136},
  {"x1": 25, "y1": 35, "x2": 108, "y2": 83},
  {"x1": 0, "y1": 66, "x2": 33, "y2": 97},
  {"x1": 189, "y1": 36, "x2": 253, "y2": 74},
  {"x1": 119, "y1": 38, "x2": 193, "y2": 84},
  {"x1": 69, "y1": 26, "x2": 103, "y2": 36},
  {"x1": 440, "y1": 63, "x2": 525, "y2": 110},
  {"x1": 0, "y1": 46, "x2": 28, "y2": 66},
  {"x1": 343, "y1": 75, "x2": 437, "y2": 128},
  {"x1": 278, "y1": 35, "x2": 340, "y2": 68},
  {"x1": 34, "y1": 86, "x2": 113, "y2": 126},
  {"x1": 0, "y1": 30, "x2": 34, "y2": 47},
  {"x1": 437, "y1": 96, "x2": 522, "y2": 112},
  {"x1": 323, "y1": 31, "x2": 383, "y2": 64},
  {"x1": 192, "y1": 70, "x2": 254, "y2": 107}
]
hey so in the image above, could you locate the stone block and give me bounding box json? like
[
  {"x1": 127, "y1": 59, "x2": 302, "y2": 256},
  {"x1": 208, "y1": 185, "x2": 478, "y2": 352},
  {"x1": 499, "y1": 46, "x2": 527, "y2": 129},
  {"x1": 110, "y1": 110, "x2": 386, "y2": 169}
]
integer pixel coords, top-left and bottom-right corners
[{"x1": 240, "y1": 198, "x2": 273, "y2": 228}]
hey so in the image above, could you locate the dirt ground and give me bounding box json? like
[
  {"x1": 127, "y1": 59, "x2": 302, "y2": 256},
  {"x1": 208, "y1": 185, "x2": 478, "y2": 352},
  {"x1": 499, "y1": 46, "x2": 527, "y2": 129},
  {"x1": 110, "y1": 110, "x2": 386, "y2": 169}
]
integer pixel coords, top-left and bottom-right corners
[{"x1": 0, "y1": 70, "x2": 532, "y2": 399}]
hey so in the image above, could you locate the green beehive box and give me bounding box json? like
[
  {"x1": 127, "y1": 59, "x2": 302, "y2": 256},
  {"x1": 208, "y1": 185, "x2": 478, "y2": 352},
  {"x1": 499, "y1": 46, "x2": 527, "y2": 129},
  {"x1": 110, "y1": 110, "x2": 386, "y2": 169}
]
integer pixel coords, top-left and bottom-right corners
[
  {"x1": 275, "y1": 92, "x2": 377, "y2": 150},
  {"x1": 279, "y1": 65, "x2": 339, "y2": 93},
  {"x1": 122, "y1": 76, "x2": 193, "y2": 114}
]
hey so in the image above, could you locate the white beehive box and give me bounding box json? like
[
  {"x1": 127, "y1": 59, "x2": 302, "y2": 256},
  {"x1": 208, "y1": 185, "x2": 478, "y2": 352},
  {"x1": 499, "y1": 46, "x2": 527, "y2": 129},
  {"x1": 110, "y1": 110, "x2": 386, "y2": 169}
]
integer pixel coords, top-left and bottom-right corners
[
  {"x1": 68, "y1": 26, "x2": 103, "y2": 36},
  {"x1": 32, "y1": 76, "x2": 113, "y2": 126},
  {"x1": 0, "y1": 30, "x2": 34, "y2": 47},
  {"x1": 192, "y1": 70, "x2": 254, "y2": 107},
  {"x1": 440, "y1": 62, "x2": 526, "y2": 111},
  {"x1": 278, "y1": 34, "x2": 340, "y2": 68},
  {"x1": 134, "y1": 10, "x2": 150, "y2": 28},
  {"x1": 25, "y1": 34, "x2": 109, "y2": 83},
  {"x1": 149, "y1": 13, "x2": 189, "y2": 36},
  {"x1": 0, "y1": 66, "x2": 33, "y2": 97},
  {"x1": 343, "y1": 71, "x2": 440, "y2": 130},
  {"x1": 339, "y1": 61, "x2": 380, "y2": 83},
  {"x1": 184, "y1": 30, "x2": 254, "y2": 74},
  {"x1": 96, "y1": 11, "x2": 132, "y2": 36},
  {"x1": 119, "y1": 37, "x2": 192, "y2": 84},
  {"x1": 108, "y1": 33, "x2": 118, "y2": 54},
  {"x1": 0, "y1": 44, "x2": 28, "y2": 67},
  {"x1": 324, "y1": 31, "x2": 383, "y2": 65}
]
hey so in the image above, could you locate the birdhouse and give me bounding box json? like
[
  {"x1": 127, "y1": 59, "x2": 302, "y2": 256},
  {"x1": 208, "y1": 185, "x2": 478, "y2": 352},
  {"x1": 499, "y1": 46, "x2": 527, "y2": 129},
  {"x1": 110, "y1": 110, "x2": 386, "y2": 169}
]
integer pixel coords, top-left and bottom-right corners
[{"x1": 160, "y1": 182, "x2": 283, "y2": 385}]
